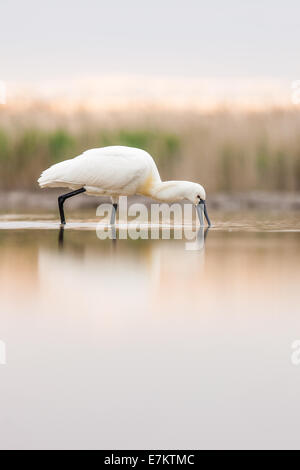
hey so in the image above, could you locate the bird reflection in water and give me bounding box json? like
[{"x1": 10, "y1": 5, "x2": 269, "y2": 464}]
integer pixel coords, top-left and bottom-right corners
[
  {"x1": 58, "y1": 225, "x2": 209, "y2": 251},
  {"x1": 58, "y1": 225, "x2": 65, "y2": 248}
]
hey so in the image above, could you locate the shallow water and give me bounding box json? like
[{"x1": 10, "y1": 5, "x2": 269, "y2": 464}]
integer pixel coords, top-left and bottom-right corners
[{"x1": 0, "y1": 211, "x2": 300, "y2": 450}]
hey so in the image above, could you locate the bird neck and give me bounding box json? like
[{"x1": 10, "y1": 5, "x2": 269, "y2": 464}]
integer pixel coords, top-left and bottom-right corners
[{"x1": 148, "y1": 181, "x2": 188, "y2": 202}]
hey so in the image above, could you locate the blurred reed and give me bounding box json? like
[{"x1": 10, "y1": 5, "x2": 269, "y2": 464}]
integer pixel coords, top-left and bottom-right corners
[{"x1": 1, "y1": 106, "x2": 300, "y2": 193}]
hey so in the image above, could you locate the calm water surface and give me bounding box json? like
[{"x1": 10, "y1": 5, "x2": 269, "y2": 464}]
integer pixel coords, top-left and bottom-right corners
[{"x1": 0, "y1": 211, "x2": 300, "y2": 449}]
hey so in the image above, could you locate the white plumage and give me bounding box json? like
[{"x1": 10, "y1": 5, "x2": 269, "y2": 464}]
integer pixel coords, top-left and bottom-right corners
[
  {"x1": 38, "y1": 145, "x2": 210, "y2": 225},
  {"x1": 38, "y1": 146, "x2": 160, "y2": 197}
]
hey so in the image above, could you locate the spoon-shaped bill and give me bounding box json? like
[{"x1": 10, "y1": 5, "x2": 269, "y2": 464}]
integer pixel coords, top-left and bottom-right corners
[
  {"x1": 203, "y1": 201, "x2": 211, "y2": 227},
  {"x1": 197, "y1": 200, "x2": 211, "y2": 227}
]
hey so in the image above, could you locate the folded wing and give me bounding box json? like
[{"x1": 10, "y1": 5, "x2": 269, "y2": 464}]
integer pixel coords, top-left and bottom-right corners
[{"x1": 38, "y1": 146, "x2": 156, "y2": 194}]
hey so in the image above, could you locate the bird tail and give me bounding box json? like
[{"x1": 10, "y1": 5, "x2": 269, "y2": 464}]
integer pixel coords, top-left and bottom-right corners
[
  {"x1": 37, "y1": 160, "x2": 81, "y2": 189},
  {"x1": 37, "y1": 164, "x2": 65, "y2": 188},
  {"x1": 37, "y1": 169, "x2": 53, "y2": 188}
]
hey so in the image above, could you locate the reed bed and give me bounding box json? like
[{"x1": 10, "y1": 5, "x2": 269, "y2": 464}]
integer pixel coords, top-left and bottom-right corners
[{"x1": 1, "y1": 105, "x2": 300, "y2": 193}]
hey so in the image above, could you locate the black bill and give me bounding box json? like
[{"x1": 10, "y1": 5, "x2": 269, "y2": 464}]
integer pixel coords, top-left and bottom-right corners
[{"x1": 197, "y1": 199, "x2": 211, "y2": 227}]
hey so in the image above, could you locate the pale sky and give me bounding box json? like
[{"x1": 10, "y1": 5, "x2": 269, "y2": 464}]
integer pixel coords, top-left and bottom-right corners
[{"x1": 1, "y1": 0, "x2": 300, "y2": 82}]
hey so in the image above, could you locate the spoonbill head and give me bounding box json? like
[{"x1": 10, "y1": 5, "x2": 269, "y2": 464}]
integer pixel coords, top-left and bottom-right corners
[
  {"x1": 149, "y1": 180, "x2": 206, "y2": 204},
  {"x1": 38, "y1": 146, "x2": 211, "y2": 226}
]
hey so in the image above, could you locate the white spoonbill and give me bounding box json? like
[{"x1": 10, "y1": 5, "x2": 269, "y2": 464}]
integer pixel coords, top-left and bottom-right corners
[{"x1": 38, "y1": 145, "x2": 211, "y2": 226}]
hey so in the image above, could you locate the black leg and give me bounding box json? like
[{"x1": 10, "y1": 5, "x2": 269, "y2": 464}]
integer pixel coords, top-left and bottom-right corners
[
  {"x1": 58, "y1": 187, "x2": 86, "y2": 225},
  {"x1": 110, "y1": 203, "x2": 118, "y2": 225},
  {"x1": 58, "y1": 225, "x2": 65, "y2": 247}
]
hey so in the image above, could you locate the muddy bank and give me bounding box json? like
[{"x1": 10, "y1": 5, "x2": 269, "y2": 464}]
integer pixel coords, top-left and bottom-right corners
[{"x1": 1, "y1": 190, "x2": 300, "y2": 212}]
